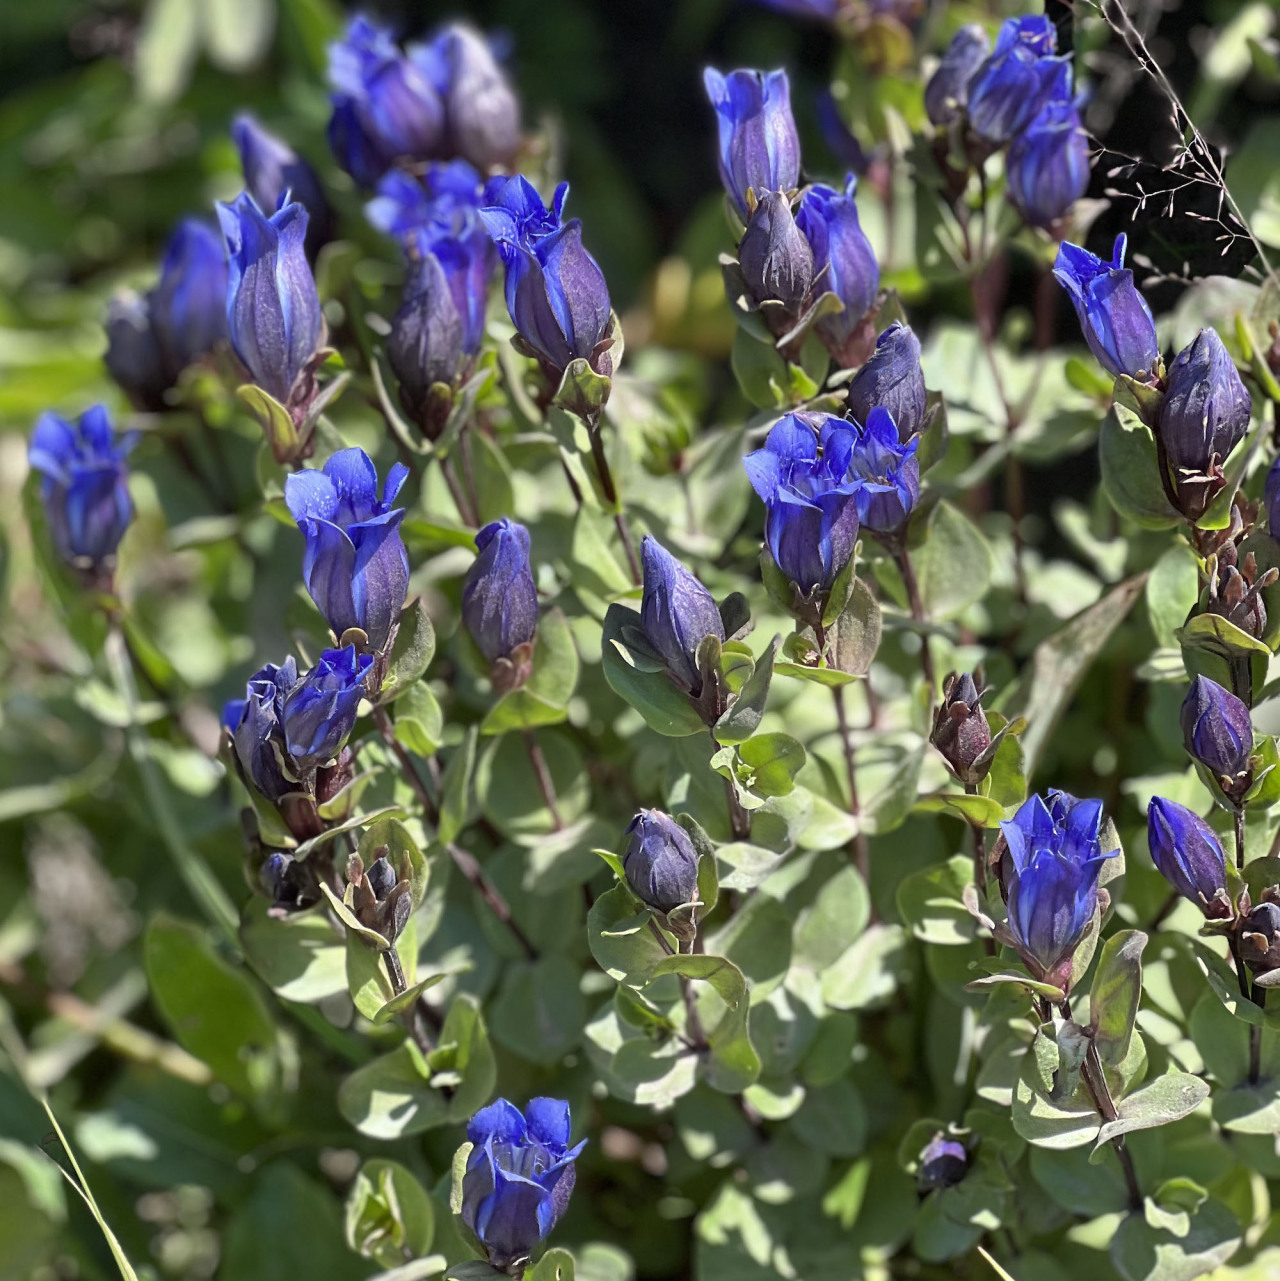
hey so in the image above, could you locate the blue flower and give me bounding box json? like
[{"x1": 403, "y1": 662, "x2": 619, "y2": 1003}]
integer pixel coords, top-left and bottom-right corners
[
  {"x1": 844, "y1": 322, "x2": 927, "y2": 441},
  {"x1": 461, "y1": 1097, "x2": 585, "y2": 1273},
  {"x1": 222, "y1": 656, "x2": 299, "y2": 802},
  {"x1": 640, "y1": 536, "x2": 725, "y2": 695},
  {"x1": 415, "y1": 23, "x2": 521, "y2": 171},
  {"x1": 232, "y1": 114, "x2": 331, "y2": 253},
  {"x1": 366, "y1": 160, "x2": 484, "y2": 246},
  {"x1": 1146, "y1": 797, "x2": 1227, "y2": 908},
  {"x1": 703, "y1": 67, "x2": 802, "y2": 218},
  {"x1": 1007, "y1": 89, "x2": 1091, "y2": 230},
  {"x1": 967, "y1": 16, "x2": 1069, "y2": 143},
  {"x1": 105, "y1": 219, "x2": 228, "y2": 410},
  {"x1": 462, "y1": 517, "x2": 539, "y2": 670},
  {"x1": 743, "y1": 413, "x2": 862, "y2": 595},
  {"x1": 1267, "y1": 455, "x2": 1280, "y2": 538},
  {"x1": 479, "y1": 176, "x2": 612, "y2": 376},
  {"x1": 327, "y1": 15, "x2": 444, "y2": 187},
  {"x1": 1053, "y1": 234, "x2": 1160, "y2": 380},
  {"x1": 748, "y1": 0, "x2": 839, "y2": 18},
  {"x1": 918, "y1": 1134, "x2": 969, "y2": 1192},
  {"x1": 738, "y1": 190, "x2": 814, "y2": 310},
  {"x1": 1158, "y1": 328, "x2": 1251, "y2": 519},
  {"x1": 924, "y1": 24, "x2": 991, "y2": 126},
  {"x1": 795, "y1": 174, "x2": 880, "y2": 358},
  {"x1": 1181, "y1": 675, "x2": 1253, "y2": 790},
  {"x1": 217, "y1": 194, "x2": 324, "y2": 406},
  {"x1": 282, "y1": 645, "x2": 374, "y2": 771},
  {"x1": 847, "y1": 406, "x2": 920, "y2": 535},
  {"x1": 1000, "y1": 789, "x2": 1115, "y2": 978},
  {"x1": 624, "y1": 809, "x2": 701, "y2": 912},
  {"x1": 28, "y1": 405, "x2": 137, "y2": 571},
  {"x1": 284, "y1": 448, "x2": 410, "y2": 652}
]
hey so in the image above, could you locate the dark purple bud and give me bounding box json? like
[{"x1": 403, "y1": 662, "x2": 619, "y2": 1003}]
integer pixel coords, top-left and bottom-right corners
[
  {"x1": 104, "y1": 292, "x2": 169, "y2": 412},
  {"x1": 925, "y1": 24, "x2": 990, "y2": 126},
  {"x1": 1239, "y1": 901, "x2": 1280, "y2": 976},
  {"x1": 917, "y1": 1134, "x2": 969, "y2": 1192},
  {"x1": 703, "y1": 67, "x2": 801, "y2": 218},
  {"x1": 1181, "y1": 676, "x2": 1253, "y2": 791},
  {"x1": 845, "y1": 323, "x2": 926, "y2": 441},
  {"x1": 388, "y1": 250, "x2": 468, "y2": 424},
  {"x1": 738, "y1": 190, "x2": 814, "y2": 310},
  {"x1": 623, "y1": 810, "x2": 701, "y2": 913},
  {"x1": 931, "y1": 673, "x2": 993, "y2": 785},
  {"x1": 1146, "y1": 797, "x2": 1228, "y2": 908},
  {"x1": 1007, "y1": 90, "x2": 1091, "y2": 231},
  {"x1": 366, "y1": 855, "x2": 398, "y2": 900},
  {"x1": 232, "y1": 113, "x2": 332, "y2": 254},
  {"x1": 462, "y1": 518, "x2": 539, "y2": 667},
  {"x1": 640, "y1": 536, "x2": 726, "y2": 696},
  {"x1": 1159, "y1": 328, "x2": 1251, "y2": 521},
  {"x1": 260, "y1": 852, "x2": 297, "y2": 902}
]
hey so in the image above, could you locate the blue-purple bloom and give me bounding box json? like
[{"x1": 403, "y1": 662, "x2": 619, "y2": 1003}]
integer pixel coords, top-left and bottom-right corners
[
  {"x1": 845, "y1": 323, "x2": 927, "y2": 442},
  {"x1": 461, "y1": 1097, "x2": 585, "y2": 1273},
  {"x1": 640, "y1": 536, "x2": 725, "y2": 695},
  {"x1": 848, "y1": 407, "x2": 920, "y2": 534},
  {"x1": 967, "y1": 16, "x2": 1069, "y2": 143},
  {"x1": 1181, "y1": 675, "x2": 1253, "y2": 789},
  {"x1": 924, "y1": 24, "x2": 991, "y2": 126},
  {"x1": 327, "y1": 15, "x2": 444, "y2": 187},
  {"x1": 1000, "y1": 790, "x2": 1115, "y2": 978},
  {"x1": 738, "y1": 190, "x2": 814, "y2": 310},
  {"x1": 28, "y1": 406, "x2": 137, "y2": 571},
  {"x1": 796, "y1": 174, "x2": 880, "y2": 358},
  {"x1": 918, "y1": 1135, "x2": 969, "y2": 1192},
  {"x1": 232, "y1": 113, "x2": 331, "y2": 252},
  {"x1": 1053, "y1": 234, "x2": 1160, "y2": 380},
  {"x1": 217, "y1": 194, "x2": 323, "y2": 406},
  {"x1": 284, "y1": 448, "x2": 410, "y2": 652},
  {"x1": 105, "y1": 219, "x2": 228, "y2": 410},
  {"x1": 703, "y1": 67, "x2": 802, "y2": 218},
  {"x1": 462, "y1": 517, "x2": 539, "y2": 667},
  {"x1": 223, "y1": 656, "x2": 299, "y2": 802},
  {"x1": 1146, "y1": 797, "x2": 1228, "y2": 908},
  {"x1": 366, "y1": 160, "x2": 484, "y2": 245},
  {"x1": 743, "y1": 413, "x2": 862, "y2": 595},
  {"x1": 479, "y1": 176, "x2": 612, "y2": 376},
  {"x1": 1007, "y1": 87, "x2": 1091, "y2": 230},
  {"x1": 624, "y1": 809, "x2": 701, "y2": 912}
]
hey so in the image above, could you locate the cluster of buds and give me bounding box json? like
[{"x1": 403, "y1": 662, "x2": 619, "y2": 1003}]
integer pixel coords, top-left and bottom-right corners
[
  {"x1": 1195, "y1": 500, "x2": 1277, "y2": 643},
  {"x1": 346, "y1": 847, "x2": 414, "y2": 946}
]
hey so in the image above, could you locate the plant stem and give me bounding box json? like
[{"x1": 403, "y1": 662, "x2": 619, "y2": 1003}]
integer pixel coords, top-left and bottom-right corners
[
  {"x1": 382, "y1": 943, "x2": 434, "y2": 1054},
  {"x1": 711, "y1": 731, "x2": 751, "y2": 840},
  {"x1": 966, "y1": 787, "x2": 987, "y2": 896},
  {"x1": 523, "y1": 730, "x2": 564, "y2": 830},
  {"x1": 585, "y1": 409, "x2": 640, "y2": 583},
  {"x1": 832, "y1": 685, "x2": 870, "y2": 881},
  {"x1": 1228, "y1": 931, "x2": 1263, "y2": 1085},
  {"x1": 1235, "y1": 808, "x2": 1246, "y2": 872},
  {"x1": 106, "y1": 624, "x2": 240, "y2": 949},
  {"x1": 894, "y1": 546, "x2": 936, "y2": 695},
  {"x1": 1081, "y1": 1039, "x2": 1143, "y2": 1212},
  {"x1": 679, "y1": 938, "x2": 708, "y2": 1050},
  {"x1": 373, "y1": 707, "x2": 537, "y2": 961}
]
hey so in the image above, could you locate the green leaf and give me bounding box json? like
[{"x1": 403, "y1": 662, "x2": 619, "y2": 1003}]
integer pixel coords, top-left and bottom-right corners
[
  {"x1": 1092, "y1": 1073, "x2": 1210, "y2": 1156},
  {"x1": 237, "y1": 384, "x2": 301, "y2": 464},
  {"x1": 490, "y1": 954, "x2": 587, "y2": 1065},
  {"x1": 381, "y1": 598, "x2": 438, "y2": 704},
  {"x1": 481, "y1": 608, "x2": 580, "y2": 734},
  {"x1": 347, "y1": 921, "x2": 419, "y2": 1021},
  {"x1": 912, "y1": 501, "x2": 994, "y2": 622},
  {"x1": 895, "y1": 855, "x2": 977, "y2": 945},
  {"x1": 913, "y1": 792, "x2": 1005, "y2": 827},
  {"x1": 372, "y1": 973, "x2": 448, "y2": 1026},
  {"x1": 145, "y1": 913, "x2": 280, "y2": 1101},
  {"x1": 731, "y1": 326, "x2": 792, "y2": 410},
  {"x1": 714, "y1": 635, "x2": 779, "y2": 745},
  {"x1": 526, "y1": 1247, "x2": 576, "y2": 1281},
  {"x1": 345, "y1": 1159, "x2": 435, "y2": 1268},
  {"x1": 1147, "y1": 545, "x2": 1200, "y2": 649},
  {"x1": 395, "y1": 682, "x2": 445, "y2": 757},
  {"x1": 438, "y1": 727, "x2": 478, "y2": 846},
  {"x1": 822, "y1": 924, "x2": 910, "y2": 1010},
  {"x1": 1090, "y1": 930, "x2": 1147, "y2": 1066},
  {"x1": 829, "y1": 576, "x2": 882, "y2": 676},
  {"x1": 602, "y1": 603, "x2": 705, "y2": 736},
  {"x1": 238, "y1": 900, "x2": 346, "y2": 1005},
  {"x1": 1110, "y1": 1195, "x2": 1241, "y2": 1281},
  {"x1": 587, "y1": 884, "x2": 667, "y2": 986},
  {"x1": 552, "y1": 357, "x2": 612, "y2": 419},
  {"x1": 1098, "y1": 405, "x2": 1181, "y2": 529},
  {"x1": 135, "y1": 0, "x2": 200, "y2": 104},
  {"x1": 735, "y1": 732, "x2": 807, "y2": 800}
]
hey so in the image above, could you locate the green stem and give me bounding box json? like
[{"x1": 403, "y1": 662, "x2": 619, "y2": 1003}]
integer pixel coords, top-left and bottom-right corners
[{"x1": 106, "y1": 624, "x2": 239, "y2": 948}]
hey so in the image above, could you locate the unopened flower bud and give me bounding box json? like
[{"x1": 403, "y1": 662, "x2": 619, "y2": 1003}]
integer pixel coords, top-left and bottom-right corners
[
  {"x1": 1146, "y1": 797, "x2": 1228, "y2": 911},
  {"x1": 924, "y1": 25, "x2": 990, "y2": 126},
  {"x1": 845, "y1": 323, "x2": 926, "y2": 443},
  {"x1": 462, "y1": 518, "x2": 539, "y2": 688},
  {"x1": 738, "y1": 190, "x2": 814, "y2": 311},
  {"x1": 640, "y1": 537, "x2": 725, "y2": 696},
  {"x1": 931, "y1": 673, "x2": 993, "y2": 785},
  {"x1": 1181, "y1": 675, "x2": 1253, "y2": 801},
  {"x1": 623, "y1": 810, "x2": 700, "y2": 913},
  {"x1": 917, "y1": 1134, "x2": 969, "y2": 1192},
  {"x1": 1239, "y1": 901, "x2": 1280, "y2": 976}
]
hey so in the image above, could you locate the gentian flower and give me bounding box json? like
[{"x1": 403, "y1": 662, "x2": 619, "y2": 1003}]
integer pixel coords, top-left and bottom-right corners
[
  {"x1": 462, "y1": 518, "x2": 539, "y2": 681},
  {"x1": 479, "y1": 177, "x2": 612, "y2": 377},
  {"x1": 366, "y1": 160, "x2": 483, "y2": 245},
  {"x1": 924, "y1": 24, "x2": 991, "y2": 126},
  {"x1": 461, "y1": 1097, "x2": 585, "y2": 1273},
  {"x1": 231, "y1": 113, "x2": 331, "y2": 253},
  {"x1": 623, "y1": 810, "x2": 701, "y2": 913},
  {"x1": 1158, "y1": 328, "x2": 1251, "y2": 519},
  {"x1": 327, "y1": 15, "x2": 444, "y2": 187},
  {"x1": 967, "y1": 16, "x2": 1069, "y2": 142},
  {"x1": 1146, "y1": 797, "x2": 1228, "y2": 909},
  {"x1": 917, "y1": 1135, "x2": 969, "y2": 1192},
  {"x1": 702, "y1": 67, "x2": 802, "y2": 218},
  {"x1": 283, "y1": 448, "x2": 410, "y2": 652},
  {"x1": 217, "y1": 194, "x2": 324, "y2": 407},
  {"x1": 844, "y1": 322, "x2": 926, "y2": 442},
  {"x1": 222, "y1": 656, "x2": 300, "y2": 803},
  {"x1": 105, "y1": 219, "x2": 228, "y2": 410},
  {"x1": 743, "y1": 413, "x2": 862, "y2": 596},
  {"x1": 1053, "y1": 234, "x2": 1160, "y2": 380},
  {"x1": 640, "y1": 536, "x2": 726, "y2": 695},
  {"x1": 1181, "y1": 675, "x2": 1253, "y2": 795},
  {"x1": 847, "y1": 406, "x2": 920, "y2": 535},
  {"x1": 737, "y1": 190, "x2": 814, "y2": 311},
  {"x1": 1000, "y1": 789, "x2": 1115, "y2": 980},
  {"x1": 415, "y1": 23, "x2": 521, "y2": 171},
  {"x1": 28, "y1": 405, "x2": 136, "y2": 572},
  {"x1": 930, "y1": 672, "x2": 993, "y2": 786},
  {"x1": 1006, "y1": 88, "x2": 1091, "y2": 230},
  {"x1": 795, "y1": 175, "x2": 880, "y2": 358},
  {"x1": 281, "y1": 645, "x2": 374, "y2": 771}
]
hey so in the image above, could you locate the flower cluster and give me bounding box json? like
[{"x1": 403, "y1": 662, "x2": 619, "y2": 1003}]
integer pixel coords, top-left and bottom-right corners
[{"x1": 927, "y1": 16, "x2": 1089, "y2": 230}]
